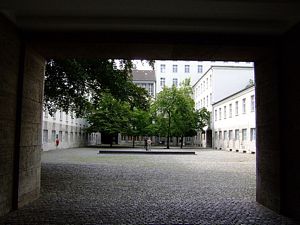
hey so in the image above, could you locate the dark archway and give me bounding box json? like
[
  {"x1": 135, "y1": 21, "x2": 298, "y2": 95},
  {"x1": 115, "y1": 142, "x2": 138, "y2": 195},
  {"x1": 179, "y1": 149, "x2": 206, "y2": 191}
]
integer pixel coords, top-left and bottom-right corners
[{"x1": 0, "y1": 11, "x2": 300, "y2": 221}]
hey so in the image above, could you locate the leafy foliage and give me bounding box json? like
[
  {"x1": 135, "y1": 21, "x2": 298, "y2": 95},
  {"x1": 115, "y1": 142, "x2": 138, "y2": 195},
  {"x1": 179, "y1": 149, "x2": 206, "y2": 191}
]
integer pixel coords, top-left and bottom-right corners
[
  {"x1": 44, "y1": 59, "x2": 149, "y2": 117},
  {"x1": 152, "y1": 79, "x2": 210, "y2": 148}
]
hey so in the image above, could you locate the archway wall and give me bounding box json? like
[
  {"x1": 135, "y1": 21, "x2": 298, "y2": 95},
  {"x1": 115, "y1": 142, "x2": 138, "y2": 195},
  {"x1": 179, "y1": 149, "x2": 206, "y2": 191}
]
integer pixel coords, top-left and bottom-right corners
[
  {"x1": 280, "y1": 26, "x2": 300, "y2": 218},
  {"x1": 0, "y1": 15, "x2": 21, "y2": 216},
  {"x1": 0, "y1": 16, "x2": 45, "y2": 217},
  {"x1": 1, "y1": 13, "x2": 300, "y2": 219}
]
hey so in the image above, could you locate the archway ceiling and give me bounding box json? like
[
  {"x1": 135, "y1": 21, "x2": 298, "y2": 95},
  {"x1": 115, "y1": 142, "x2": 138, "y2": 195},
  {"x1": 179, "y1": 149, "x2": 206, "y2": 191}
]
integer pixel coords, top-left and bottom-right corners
[{"x1": 1, "y1": 0, "x2": 300, "y2": 35}]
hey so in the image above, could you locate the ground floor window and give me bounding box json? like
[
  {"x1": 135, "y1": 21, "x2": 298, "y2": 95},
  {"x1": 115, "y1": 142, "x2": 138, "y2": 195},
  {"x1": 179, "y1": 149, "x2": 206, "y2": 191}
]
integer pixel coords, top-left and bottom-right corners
[
  {"x1": 242, "y1": 129, "x2": 247, "y2": 141},
  {"x1": 43, "y1": 129, "x2": 48, "y2": 143},
  {"x1": 250, "y1": 128, "x2": 256, "y2": 141}
]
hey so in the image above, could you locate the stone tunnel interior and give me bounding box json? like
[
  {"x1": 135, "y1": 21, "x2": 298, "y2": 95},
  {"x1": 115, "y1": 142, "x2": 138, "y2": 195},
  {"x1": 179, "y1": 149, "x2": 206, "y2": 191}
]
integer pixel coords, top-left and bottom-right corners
[{"x1": 0, "y1": 13, "x2": 300, "y2": 222}]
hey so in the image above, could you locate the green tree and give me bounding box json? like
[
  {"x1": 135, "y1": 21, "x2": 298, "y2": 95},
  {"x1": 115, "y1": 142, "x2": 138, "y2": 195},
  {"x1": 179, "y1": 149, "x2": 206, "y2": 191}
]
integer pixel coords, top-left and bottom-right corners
[
  {"x1": 125, "y1": 108, "x2": 153, "y2": 148},
  {"x1": 86, "y1": 92, "x2": 131, "y2": 147},
  {"x1": 44, "y1": 59, "x2": 149, "y2": 117},
  {"x1": 152, "y1": 86, "x2": 177, "y2": 149},
  {"x1": 170, "y1": 79, "x2": 198, "y2": 148},
  {"x1": 152, "y1": 79, "x2": 210, "y2": 149}
]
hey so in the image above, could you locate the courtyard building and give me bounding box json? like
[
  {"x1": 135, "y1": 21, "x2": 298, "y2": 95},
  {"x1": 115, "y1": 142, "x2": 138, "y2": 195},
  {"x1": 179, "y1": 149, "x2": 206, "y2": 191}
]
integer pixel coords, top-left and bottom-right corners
[
  {"x1": 42, "y1": 110, "x2": 92, "y2": 151},
  {"x1": 212, "y1": 85, "x2": 256, "y2": 153},
  {"x1": 192, "y1": 65, "x2": 254, "y2": 147}
]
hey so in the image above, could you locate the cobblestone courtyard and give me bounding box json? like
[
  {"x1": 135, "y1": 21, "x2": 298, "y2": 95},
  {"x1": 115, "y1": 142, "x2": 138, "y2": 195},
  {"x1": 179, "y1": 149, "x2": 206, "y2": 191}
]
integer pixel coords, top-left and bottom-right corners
[{"x1": 0, "y1": 148, "x2": 297, "y2": 225}]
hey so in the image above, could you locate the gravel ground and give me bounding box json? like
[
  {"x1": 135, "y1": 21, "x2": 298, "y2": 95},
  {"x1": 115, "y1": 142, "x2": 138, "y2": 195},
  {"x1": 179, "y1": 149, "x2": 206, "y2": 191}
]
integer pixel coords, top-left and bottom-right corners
[{"x1": 0, "y1": 148, "x2": 297, "y2": 225}]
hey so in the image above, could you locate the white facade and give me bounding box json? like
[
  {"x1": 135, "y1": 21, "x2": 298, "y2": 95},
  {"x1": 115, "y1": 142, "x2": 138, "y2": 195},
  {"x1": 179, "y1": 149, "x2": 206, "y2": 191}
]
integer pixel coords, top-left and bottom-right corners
[
  {"x1": 155, "y1": 60, "x2": 254, "y2": 94},
  {"x1": 212, "y1": 85, "x2": 256, "y2": 153},
  {"x1": 193, "y1": 65, "x2": 254, "y2": 112},
  {"x1": 193, "y1": 65, "x2": 254, "y2": 147},
  {"x1": 42, "y1": 110, "x2": 92, "y2": 151}
]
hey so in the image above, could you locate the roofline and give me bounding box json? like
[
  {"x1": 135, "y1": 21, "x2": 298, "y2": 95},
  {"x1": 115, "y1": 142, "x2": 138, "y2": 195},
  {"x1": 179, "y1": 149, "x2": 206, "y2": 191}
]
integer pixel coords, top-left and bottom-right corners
[
  {"x1": 212, "y1": 84, "x2": 255, "y2": 106},
  {"x1": 192, "y1": 65, "x2": 254, "y2": 88}
]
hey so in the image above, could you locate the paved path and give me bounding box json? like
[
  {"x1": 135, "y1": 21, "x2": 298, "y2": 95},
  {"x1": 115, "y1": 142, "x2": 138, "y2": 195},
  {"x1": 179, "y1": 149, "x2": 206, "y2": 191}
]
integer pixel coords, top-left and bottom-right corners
[{"x1": 0, "y1": 148, "x2": 297, "y2": 225}]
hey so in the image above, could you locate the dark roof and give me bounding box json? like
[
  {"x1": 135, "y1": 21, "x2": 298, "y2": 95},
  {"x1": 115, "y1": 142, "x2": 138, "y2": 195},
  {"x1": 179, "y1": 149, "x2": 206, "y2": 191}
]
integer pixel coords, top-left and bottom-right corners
[{"x1": 132, "y1": 70, "x2": 156, "y2": 82}]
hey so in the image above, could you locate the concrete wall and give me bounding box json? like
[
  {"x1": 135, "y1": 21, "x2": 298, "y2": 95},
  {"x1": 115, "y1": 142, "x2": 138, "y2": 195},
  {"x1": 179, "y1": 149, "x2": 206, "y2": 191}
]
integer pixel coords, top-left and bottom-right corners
[
  {"x1": 255, "y1": 50, "x2": 281, "y2": 213},
  {"x1": 0, "y1": 16, "x2": 45, "y2": 216},
  {"x1": 280, "y1": 25, "x2": 300, "y2": 219},
  {"x1": 0, "y1": 15, "x2": 20, "y2": 217},
  {"x1": 18, "y1": 47, "x2": 45, "y2": 207}
]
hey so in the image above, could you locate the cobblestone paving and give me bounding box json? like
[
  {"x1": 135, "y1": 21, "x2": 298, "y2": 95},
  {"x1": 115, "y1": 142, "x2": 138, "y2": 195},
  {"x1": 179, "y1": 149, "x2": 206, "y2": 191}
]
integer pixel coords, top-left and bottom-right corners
[{"x1": 0, "y1": 148, "x2": 298, "y2": 225}]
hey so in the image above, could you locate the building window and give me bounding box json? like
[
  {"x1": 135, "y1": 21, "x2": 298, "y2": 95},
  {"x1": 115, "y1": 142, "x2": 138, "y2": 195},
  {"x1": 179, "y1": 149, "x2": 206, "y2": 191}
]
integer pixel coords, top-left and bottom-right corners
[
  {"x1": 250, "y1": 128, "x2": 256, "y2": 141},
  {"x1": 235, "y1": 129, "x2": 239, "y2": 140},
  {"x1": 210, "y1": 93, "x2": 212, "y2": 104},
  {"x1": 242, "y1": 98, "x2": 246, "y2": 114},
  {"x1": 160, "y1": 64, "x2": 166, "y2": 73},
  {"x1": 184, "y1": 65, "x2": 190, "y2": 73},
  {"x1": 203, "y1": 81, "x2": 206, "y2": 90},
  {"x1": 219, "y1": 108, "x2": 222, "y2": 120},
  {"x1": 53, "y1": 112, "x2": 56, "y2": 120},
  {"x1": 242, "y1": 129, "x2": 247, "y2": 141},
  {"x1": 229, "y1": 104, "x2": 232, "y2": 118},
  {"x1": 43, "y1": 129, "x2": 48, "y2": 143},
  {"x1": 206, "y1": 96, "x2": 208, "y2": 107},
  {"x1": 206, "y1": 78, "x2": 208, "y2": 89},
  {"x1": 224, "y1": 106, "x2": 227, "y2": 119},
  {"x1": 59, "y1": 131, "x2": 63, "y2": 142},
  {"x1": 210, "y1": 75, "x2": 212, "y2": 87},
  {"x1": 224, "y1": 131, "x2": 227, "y2": 140},
  {"x1": 59, "y1": 110, "x2": 63, "y2": 121},
  {"x1": 173, "y1": 65, "x2": 178, "y2": 73},
  {"x1": 229, "y1": 130, "x2": 233, "y2": 140},
  {"x1": 149, "y1": 84, "x2": 154, "y2": 96},
  {"x1": 70, "y1": 132, "x2": 73, "y2": 142},
  {"x1": 200, "y1": 83, "x2": 202, "y2": 93},
  {"x1": 51, "y1": 130, "x2": 56, "y2": 142},
  {"x1": 160, "y1": 77, "x2": 165, "y2": 87},
  {"x1": 219, "y1": 131, "x2": 222, "y2": 140},
  {"x1": 173, "y1": 78, "x2": 178, "y2": 87},
  {"x1": 44, "y1": 109, "x2": 48, "y2": 118},
  {"x1": 215, "y1": 109, "x2": 217, "y2": 121},
  {"x1": 251, "y1": 95, "x2": 255, "y2": 112},
  {"x1": 235, "y1": 101, "x2": 239, "y2": 116},
  {"x1": 65, "y1": 131, "x2": 68, "y2": 142},
  {"x1": 215, "y1": 132, "x2": 218, "y2": 140},
  {"x1": 198, "y1": 65, "x2": 203, "y2": 73}
]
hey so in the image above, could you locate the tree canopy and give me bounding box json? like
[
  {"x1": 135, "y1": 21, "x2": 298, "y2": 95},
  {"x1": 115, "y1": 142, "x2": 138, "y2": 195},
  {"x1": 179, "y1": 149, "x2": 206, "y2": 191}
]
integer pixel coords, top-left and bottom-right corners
[{"x1": 44, "y1": 59, "x2": 150, "y2": 117}]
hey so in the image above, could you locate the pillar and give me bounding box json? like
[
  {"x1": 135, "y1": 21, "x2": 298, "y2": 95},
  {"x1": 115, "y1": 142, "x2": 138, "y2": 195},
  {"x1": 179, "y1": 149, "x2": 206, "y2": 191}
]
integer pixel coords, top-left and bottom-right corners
[{"x1": 0, "y1": 15, "x2": 45, "y2": 216}]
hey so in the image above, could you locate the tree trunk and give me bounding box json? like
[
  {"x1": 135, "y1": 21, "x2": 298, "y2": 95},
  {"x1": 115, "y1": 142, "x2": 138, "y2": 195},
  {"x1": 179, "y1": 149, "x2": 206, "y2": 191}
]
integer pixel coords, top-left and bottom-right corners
[
  {"x1": 167, "y1": 112, "x2": 171, "y2": 149},
  {"x1": 180, "y1": 135, "x2": 184, "y2": 149},
  {"x1": 132, "y1": 136, "x2": 135, "y2": 148}
]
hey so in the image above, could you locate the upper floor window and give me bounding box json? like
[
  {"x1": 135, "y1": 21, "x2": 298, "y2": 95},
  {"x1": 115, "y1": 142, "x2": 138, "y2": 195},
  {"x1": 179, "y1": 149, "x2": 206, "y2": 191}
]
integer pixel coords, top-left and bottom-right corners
[
  {"x1": 206, "y1": 78, "x2": 208, "y2": 89},
  {"x1": 242, "y1": 98, "x2": 246, "y2": 114},
  {"x1": 160, "y1": 64, "x2": 166, "y2": 73},
  {"x1": 173, "y1": 78, "x2": 178, "y2": 87},
  {"x1": 197, "y1": 65, "x2": 203, "y2": 73},
  {"x1": 235, "y1": 101, "x2": 239, "y2": 116},
  {"x1": 229, "y1": 104, "x2": 232, "y2": 118},
  {"x1": 215, "y1": 109, "x2": 217, "y2": 121},
  {"x1": 224, "y1": 106, "x2": 227, "y2": 119},
  {"x1": 251, "y1": 95, "x2": 255, "y2": 112},
  {"x1": 160, "y1": 77, "x2": 166, "y2": 87},
  {"x1": 204, "y1": 96, "x2": 207, "y2": 107},
  {"x1": 173, "y1": 65, "x2": 178, "y2": 73},
  {"x1": 219, "y1": 108, "x2": 222, "y2": 120},
  {"x1": 184, "y1": 65, "x2": 190, "y2": 73}
]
